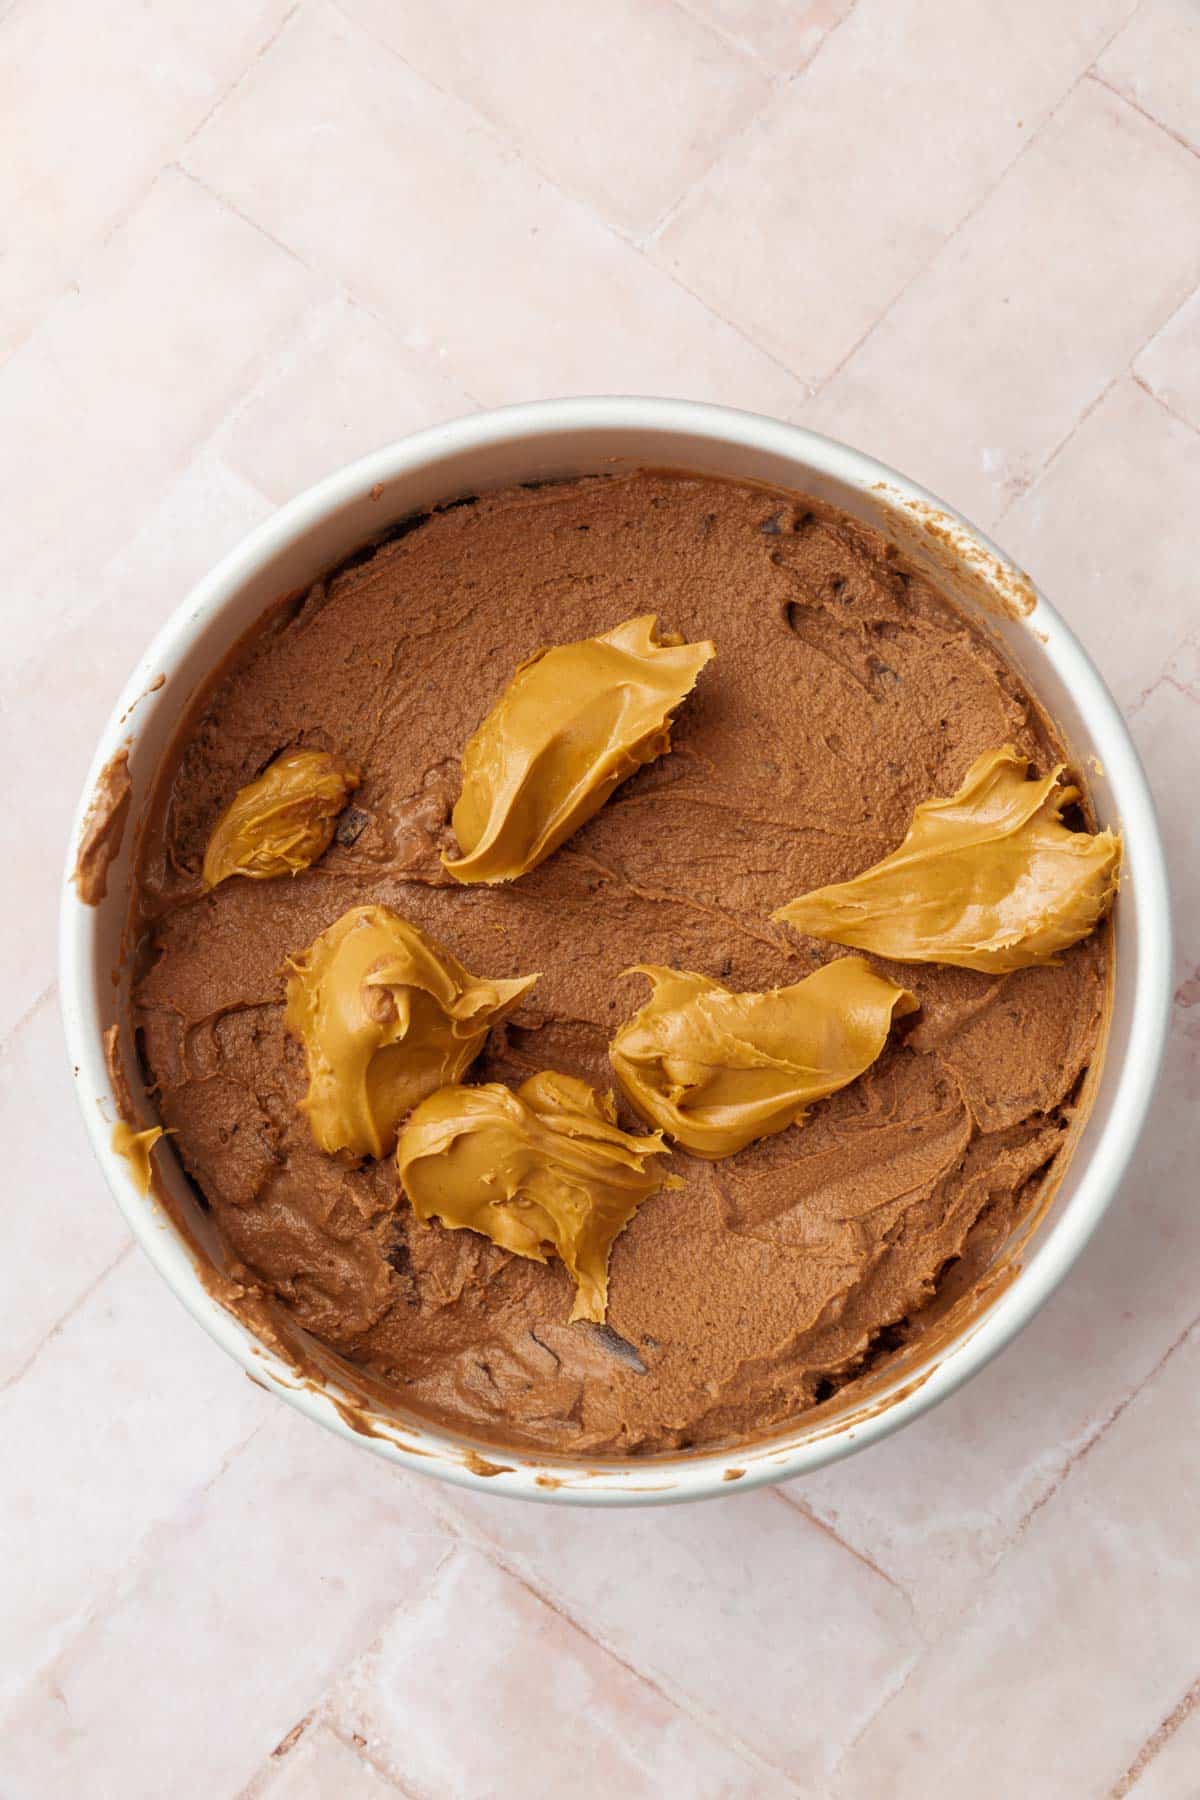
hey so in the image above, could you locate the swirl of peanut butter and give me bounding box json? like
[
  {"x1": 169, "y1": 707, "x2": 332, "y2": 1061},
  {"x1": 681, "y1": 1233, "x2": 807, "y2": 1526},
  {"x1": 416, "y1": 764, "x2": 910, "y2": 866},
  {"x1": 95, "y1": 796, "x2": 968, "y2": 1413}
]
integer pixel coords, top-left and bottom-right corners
[
  {"x1": 396, "y1": 1071, "x2": 679, "y2": 1323},
  {"x1": 284, "y1": 905, "x2": 538, "y2": 1159},
  {"x1": 110, "y1": 1121, "x2": 166, "y2": 1195},
  {"x1": 774, "y1": 745, "x2": 1122, "y2": 974},
  {"x1": 610, "y1": 959, "x2": 917, "y2": 1159},
  {"x1": 202, "y1": 747, "x2": 360, "y2": 888},
  {"x1": 773, "y1": 741, "x2": 1122, "y2": 979},
  {"x1": 443, "y1": 613, "x2": 715, "y2": 884}
]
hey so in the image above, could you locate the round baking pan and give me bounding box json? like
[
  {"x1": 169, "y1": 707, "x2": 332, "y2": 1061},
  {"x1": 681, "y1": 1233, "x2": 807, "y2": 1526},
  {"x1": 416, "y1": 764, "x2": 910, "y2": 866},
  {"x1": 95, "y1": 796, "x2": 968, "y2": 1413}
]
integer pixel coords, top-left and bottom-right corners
[{"x1": 60, "y1": 398, "x2": 1172, "y2": 1504}]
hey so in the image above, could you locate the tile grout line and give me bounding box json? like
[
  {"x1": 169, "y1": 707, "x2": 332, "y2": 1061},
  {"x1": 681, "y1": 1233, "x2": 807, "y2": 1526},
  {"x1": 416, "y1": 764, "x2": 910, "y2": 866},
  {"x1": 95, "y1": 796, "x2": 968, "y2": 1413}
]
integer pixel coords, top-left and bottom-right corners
[
  {"x1": 179, "y1": 1, "x2": 303, "y2": 156},
  {"x1": 229, "y1": 1513, "x2": 463, "y2": 1793},
  {"x1": 772, "y1": 1485, "x2": 915, "y2": 1607},
  {"x1": 638, "y1": 72, "x2": 789, "y2": 247},
  {"x1": 322, "y1": 0, "x2": 812, "y2": 401},
  {"x1": 879, "y1": 1318, "x2": 1200, "y2": 1701},
  {"x1": 327, "y1": 0, "x2": 778, "y2": 258},
  {"x1": 0, "y1": 1407, "x2": 271, "y2": 1736},
  {"x1": 487, "y1": 1549, "x2": 807, "y2": 1794},
  {"x1": 196, "y1": 270, "x2": 488, "y2": 458},
  {"x1": 322, "y1": 1721, "x2": 425, "y2": 1799},
  {"x1": 326, "y1": 0, "x2": 652, "y2": 243},
  {"x1": 994, "y1": 289, "x2": 1200, "y2": 537},
  {"x1": 625, "y1": 251, "x2": 815, "y2": 399},
  {"x1": 172, "y1": 162, "x2": 419, "y2": 477},
  {"x1": 803, "y1": 0, "x2": 1153, "y2": 420},
  {"x1": 0, "y1": 978, "x2": 58, "y2": 1059},
  {"x1": 1110, "y1": 1674, "x2": 1200, "y2": 1797},
  {"x1": 407, "y1": 1483, "x2": 803, "y2": 1790},
  {"x1": 827, "y1": 1316, "x2": 1200, "y2": 1788},
  {"x1": 5, "y1": 150, "x2": 319, "y2": 700},
  {"x1": 0, "y1": 1240, "x2": 132, "y2": 1399},
  {"x1": 307, "y1": 1533, "x2": 788, "y2": 1800},
  {"x1": 1129, "y1": 278, "x2": 1200, "y2": 370},
  {"x1": 664, "y1": 0, "x2": 778, "y2": 71},
  {"x1": 18, "y1": 208, "x2": 484, "y2": 559},
  {"x1": 0, "y1": 4, "x2": 305, "y2": 373},
  {"x1": 301, "y1": 290, "x2": 487, "y2": 411},
  {"x1": 1091, "y1": 0, "x2": 1152, "y2": 61},
  {"x1": 172, "y1": 162, "x2": 314, "y2": 281},
  {"x1": 1086, "y1": 67, "x2": 1200, "y2": 162},
  {"x1": 644, "y1": 0, "x2": 866, "y2": 248},
  {"x1": 1130, "y1": 369, "x2": 1200, "y2": 443},
  {"x1": 1015, "y1": 1314, "x2": 1200, "y2": 1541},
  {"x1": 294, "y1": 1541, "x2": 463, "y2": 1800},
  {"x1": 827, "y1": 1635, "x2": 927, "y2": 1793},
  {"x1": 803, "y1": 30, "x2": 1143, "y2": 416},
  {"x1": 990, "y1": 371, "x2": 1124, "y2": 530},
  {"x1": 7, "y1": 270, "x2": 490, "y2": 781}
]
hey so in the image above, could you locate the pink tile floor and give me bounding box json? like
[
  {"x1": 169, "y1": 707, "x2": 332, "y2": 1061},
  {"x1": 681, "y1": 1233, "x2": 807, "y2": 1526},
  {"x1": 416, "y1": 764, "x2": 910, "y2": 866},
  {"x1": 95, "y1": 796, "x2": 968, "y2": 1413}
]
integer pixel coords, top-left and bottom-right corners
[{"x1": 2, "y1": 1, "x2": 1197, "y2": 1792}]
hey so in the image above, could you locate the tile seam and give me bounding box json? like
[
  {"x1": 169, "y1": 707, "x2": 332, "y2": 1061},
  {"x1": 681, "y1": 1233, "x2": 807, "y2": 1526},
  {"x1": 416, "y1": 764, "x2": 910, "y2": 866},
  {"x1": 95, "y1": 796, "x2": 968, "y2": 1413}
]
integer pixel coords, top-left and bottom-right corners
[
  {"x1": 772, "y1": 1486, "x2": 915, "y2": 1607},
  {"x1": 232, "y1": 1542, "x2": 461, "y2": 1799},
  {"x1": 171, "y1": 162, "x2": 313, "y2": 280},
  {"x1": 0, "y1": 1, "x2": 307, "y2": 371},
  {"x1": 1130, "y1": 369, "x2": 1200, "y2": 442},
  {"x1": 990, "y1": 372, "x2": 1123, "y2": 530},
  {"x1": 1014, "y1": 1315, "x2": 1200, "y2": 1543},
  {"x1": 827, "y1": 1317, "x2": 1200, "y2": 1786},
  {"x1": 0, "y1": 1409, "x2": 268, "y2": 1735},
  {"x1": 322, "y1": 0, "x2": 811, "y2": 398},
  {"x1": 405, "y1": 1485, "x2": 804, "y2": 1791},
  {"x1": 1109, "y1": 1674, "x2": 1200, "y2": 1797},
  {"x1": 309, "y1": 1541, "x2": 477, "y2": 1800},
  {"x1": 490, "y1": 1547, "x2": 807, "y2": 1793},
  {"x1": 645, "y1": 0, "x2": 867, "y2": 244},
  {"x1": 804, "y1": 7, "x2": 1157, "y2": 409},
  {"x1": 322, "y1": 1720, "x2": 425, "y2": 1797},
  {"x1": 103, "y1": 1, "x2": 303, "y2": 255},
  {"x1": 664, "y1": 0, "x2": 783, "y2": 71},
  {"x1": 638, "y1": 68, "x2": 788, "y2": 246},
  {"x1": 326, "y1": 0, "x2": 771, "y2": 248},
  {"x1": 0, "y1": 1240, "x2": 132, "y2": 1399},
  {"x1": 1087, "y1": 67, "x2": 1200, "y2": 162},
  {"x1": 179, "y1": 2, "x2": 303, "y2": 156},
  {"x1": 0, "y1": 979, "x2": 57, "y2": 1058}
]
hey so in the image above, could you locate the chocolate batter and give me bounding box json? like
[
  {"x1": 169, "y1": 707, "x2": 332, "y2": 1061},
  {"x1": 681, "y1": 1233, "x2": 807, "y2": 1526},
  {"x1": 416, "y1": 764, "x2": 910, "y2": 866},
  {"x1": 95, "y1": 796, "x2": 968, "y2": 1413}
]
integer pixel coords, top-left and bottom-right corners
[{"x1": 129, "y1": 472, "x2": 1108, "y2": 1455}]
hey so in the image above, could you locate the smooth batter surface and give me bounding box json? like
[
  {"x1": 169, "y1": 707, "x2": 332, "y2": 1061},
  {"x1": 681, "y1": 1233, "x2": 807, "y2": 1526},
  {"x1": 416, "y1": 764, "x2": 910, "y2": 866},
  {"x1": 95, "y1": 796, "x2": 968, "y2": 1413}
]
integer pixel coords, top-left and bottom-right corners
[{"x1": 130, "y1": 472, "x2": 1108, "y2": 1455}]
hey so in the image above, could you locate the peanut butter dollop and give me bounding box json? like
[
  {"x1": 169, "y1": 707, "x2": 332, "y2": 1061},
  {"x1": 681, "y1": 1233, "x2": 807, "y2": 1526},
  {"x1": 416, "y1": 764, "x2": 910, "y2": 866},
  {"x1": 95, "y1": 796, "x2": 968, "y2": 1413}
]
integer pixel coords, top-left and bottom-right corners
[
  {"x1": 396, "y1": 1071, "x2": 679, "y2": 1323},
  {"x1": 443, "y1": 613, "x2": 715, "y2": 884},
  {"x1": 610, "y1": 959, "x2": 917, "y2": 1158},
  {"x1": 774, "y1": 746, "x2": 1122, "y2": 974},
  {"x1": 202, "y1": 748, "x2": 360, "y2": 888},
  {"x1": 111, "y1": 1121, "x2": 165, "y2": 1195},
  {"x1": 284, "y1": 905, "x2": 538, "y2": 1159}
]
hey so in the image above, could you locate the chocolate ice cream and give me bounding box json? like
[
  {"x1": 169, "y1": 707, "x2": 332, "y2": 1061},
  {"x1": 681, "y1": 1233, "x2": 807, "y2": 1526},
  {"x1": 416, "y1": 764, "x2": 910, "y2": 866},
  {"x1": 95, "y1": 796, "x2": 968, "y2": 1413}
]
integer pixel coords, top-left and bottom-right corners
[{"x1": 127, "y1": 471, "x2": 1110, "y2": 1455}]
